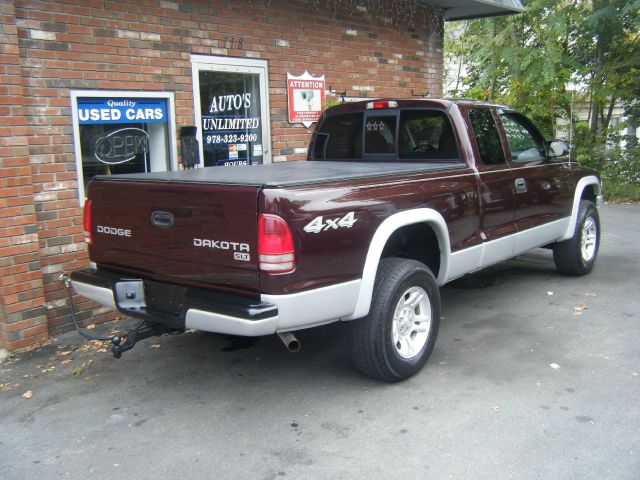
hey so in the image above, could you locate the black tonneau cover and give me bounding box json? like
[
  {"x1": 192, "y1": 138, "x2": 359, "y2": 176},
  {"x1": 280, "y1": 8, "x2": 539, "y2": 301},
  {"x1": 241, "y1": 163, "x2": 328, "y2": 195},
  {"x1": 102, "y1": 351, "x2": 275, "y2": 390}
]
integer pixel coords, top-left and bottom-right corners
[{"x1": 94, "y1": 160, "x2": 465, "y2": 188}]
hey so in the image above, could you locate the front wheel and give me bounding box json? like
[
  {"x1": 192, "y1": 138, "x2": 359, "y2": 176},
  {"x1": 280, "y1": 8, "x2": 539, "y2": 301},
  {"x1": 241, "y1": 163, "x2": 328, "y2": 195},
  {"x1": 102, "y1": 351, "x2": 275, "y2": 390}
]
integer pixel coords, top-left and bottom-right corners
[
  {"x1": 553, "y1": 200, "x2": 600, "y2": 276},
  {"x1": 350, "y1": 258, "x2": 441, "y2": 382}
]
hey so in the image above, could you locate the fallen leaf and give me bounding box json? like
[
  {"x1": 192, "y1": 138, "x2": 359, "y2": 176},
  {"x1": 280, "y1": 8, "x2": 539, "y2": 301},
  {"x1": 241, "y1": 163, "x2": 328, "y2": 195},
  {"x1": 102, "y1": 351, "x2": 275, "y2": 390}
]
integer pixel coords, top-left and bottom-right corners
[
  {"x1": 60, "y1": 359, "x2": 72, "y2": 365},
  {"x1": 550, "y1": 363, "x2": 561, "y2": 369},
  {"x1": 86, "y1": 324, "x2": 96, "y2": 329},
  {"x1": 22, "y1": 390, "x2": 33, "y2": 399},
  {"x1": 574, "y1": 304, "x2": 589, "y2": 315},
  {"x1": 57, "y1": 351, "x2": 72, "y2": 356},
  {"x1": 150, "y1": 344, "x2": 161, "y2": 349},
  {"x1": 70, "y1": 367, "x2": 83, "y2": 376}
]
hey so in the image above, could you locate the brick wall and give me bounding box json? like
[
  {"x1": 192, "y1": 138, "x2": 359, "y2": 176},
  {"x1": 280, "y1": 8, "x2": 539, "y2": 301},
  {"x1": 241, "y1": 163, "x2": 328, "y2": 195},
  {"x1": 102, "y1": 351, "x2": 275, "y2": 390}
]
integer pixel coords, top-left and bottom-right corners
[
  {"x1": 0, "y1": 0, "x2": 49, "y2": 350},
  {"x1": 0, "y1": 0, "x2": 443, "y2": 350}
]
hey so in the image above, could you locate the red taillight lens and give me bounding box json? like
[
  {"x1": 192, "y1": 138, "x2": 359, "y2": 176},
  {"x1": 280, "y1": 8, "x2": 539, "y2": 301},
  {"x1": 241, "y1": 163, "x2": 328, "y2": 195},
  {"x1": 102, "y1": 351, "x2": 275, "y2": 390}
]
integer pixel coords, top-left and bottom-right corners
[
  {"x1": 258, "y1": 214, "x2": 295, "y2": 273},
  {"x1": 83, "y1": 198, "x2": 92, "y2": 245}
]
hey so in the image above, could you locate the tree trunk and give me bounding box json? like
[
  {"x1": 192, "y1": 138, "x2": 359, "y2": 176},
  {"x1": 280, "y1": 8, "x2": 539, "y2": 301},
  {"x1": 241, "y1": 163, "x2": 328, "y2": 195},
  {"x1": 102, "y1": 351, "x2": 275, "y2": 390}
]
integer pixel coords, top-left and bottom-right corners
[
  {"x1": 589, "y1": 41, "x2": 603, "y2": 135},
  {"x1": 603, "y1": 96, "x2": 617, "y2": 136},
  {"x1": 488, "y1": 21, "x2": 498, "y2": 101}
]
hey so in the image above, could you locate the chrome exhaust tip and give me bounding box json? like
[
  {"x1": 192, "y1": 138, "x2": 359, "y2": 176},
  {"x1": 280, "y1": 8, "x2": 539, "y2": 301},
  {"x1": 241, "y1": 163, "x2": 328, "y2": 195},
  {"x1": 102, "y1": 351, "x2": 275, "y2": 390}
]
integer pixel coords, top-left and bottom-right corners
[{"x1": 277, "y1": 332, "x2": 300, "y2": 353}]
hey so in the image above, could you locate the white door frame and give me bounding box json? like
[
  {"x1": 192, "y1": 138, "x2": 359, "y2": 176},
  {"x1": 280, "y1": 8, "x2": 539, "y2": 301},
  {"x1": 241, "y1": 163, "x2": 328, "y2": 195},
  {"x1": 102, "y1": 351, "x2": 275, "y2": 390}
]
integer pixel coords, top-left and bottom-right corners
[{"x1": 191, "y1": 55, "x2": 272, "y2": 166}]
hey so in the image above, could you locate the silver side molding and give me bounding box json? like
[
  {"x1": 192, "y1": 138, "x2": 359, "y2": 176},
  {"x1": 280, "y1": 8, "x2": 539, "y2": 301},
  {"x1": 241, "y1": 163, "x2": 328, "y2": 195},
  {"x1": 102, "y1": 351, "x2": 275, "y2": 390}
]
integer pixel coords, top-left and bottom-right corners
[{"x1": 446, "y1": 218, "x2": 570, "y2": 283}]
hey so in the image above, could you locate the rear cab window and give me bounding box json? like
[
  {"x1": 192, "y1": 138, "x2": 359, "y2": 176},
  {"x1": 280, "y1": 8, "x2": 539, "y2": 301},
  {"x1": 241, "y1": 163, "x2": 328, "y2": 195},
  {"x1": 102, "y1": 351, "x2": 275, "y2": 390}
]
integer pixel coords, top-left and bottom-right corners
[
  {"x1": 398, "y1": 110, "x2": 459, "y2": 160},
  {"x1": 312, "y1": 112, "x2": 363, "y2": 160},
  {"x1": 311, "y1": 107, "x2": 460, "y2": 163}
]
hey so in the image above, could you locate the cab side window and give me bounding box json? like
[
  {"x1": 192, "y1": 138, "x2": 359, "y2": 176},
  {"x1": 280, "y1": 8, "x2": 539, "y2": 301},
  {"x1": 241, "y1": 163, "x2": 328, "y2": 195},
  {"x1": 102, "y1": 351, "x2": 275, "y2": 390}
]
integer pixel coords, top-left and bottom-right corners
[
  {"x1": 398, "y1": 110, "x2": 459, "y2": 160},
  {"x1": 499, "y1": 112, "x2": 545, "y2": 163},
  {"x1": 313, "y1": 112, "x2": 363, "y2": 160},
  {"x1": 468, "y1": 108, "x2": 506, "y2": 166}
]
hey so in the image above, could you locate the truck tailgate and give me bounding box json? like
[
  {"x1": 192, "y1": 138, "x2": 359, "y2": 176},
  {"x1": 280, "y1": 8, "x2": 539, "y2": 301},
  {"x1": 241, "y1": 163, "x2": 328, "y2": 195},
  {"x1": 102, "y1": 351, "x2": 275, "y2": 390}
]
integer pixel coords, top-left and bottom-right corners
[{"x1": 87, "y1": 179, "x2": 260, "y2": 294}]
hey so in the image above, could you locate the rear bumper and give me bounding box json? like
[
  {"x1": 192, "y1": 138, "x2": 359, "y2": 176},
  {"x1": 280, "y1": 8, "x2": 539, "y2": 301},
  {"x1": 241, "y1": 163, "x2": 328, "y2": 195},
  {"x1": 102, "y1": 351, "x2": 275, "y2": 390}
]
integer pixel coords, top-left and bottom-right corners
[
  {"x1": 71, "y1": 268, "x2": 363, "y2": 336},
  {"x1": 70, "y1": 268, "x2": 279, "y2": 336}
]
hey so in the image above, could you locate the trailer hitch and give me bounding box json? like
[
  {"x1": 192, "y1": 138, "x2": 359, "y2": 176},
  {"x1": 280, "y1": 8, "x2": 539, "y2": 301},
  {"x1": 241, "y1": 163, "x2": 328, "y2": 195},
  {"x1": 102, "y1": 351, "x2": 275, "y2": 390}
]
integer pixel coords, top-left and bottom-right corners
[
  {"x1": 62, "y1": 273, "x2": 167, "y2": 359},
  {"x1": 110, "y1": 322, "x2": 166, "y2": 359}
]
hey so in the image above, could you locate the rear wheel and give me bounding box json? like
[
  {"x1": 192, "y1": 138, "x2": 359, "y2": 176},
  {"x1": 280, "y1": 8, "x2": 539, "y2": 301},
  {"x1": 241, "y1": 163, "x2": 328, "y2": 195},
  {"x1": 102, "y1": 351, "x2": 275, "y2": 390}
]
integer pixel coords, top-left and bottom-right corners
[
  {"x1": 553, "y1": 200, "x2": 600, "y2": 276},
  {"x1": 350, "y1": 258, "x2": 440, "y2": 382}
]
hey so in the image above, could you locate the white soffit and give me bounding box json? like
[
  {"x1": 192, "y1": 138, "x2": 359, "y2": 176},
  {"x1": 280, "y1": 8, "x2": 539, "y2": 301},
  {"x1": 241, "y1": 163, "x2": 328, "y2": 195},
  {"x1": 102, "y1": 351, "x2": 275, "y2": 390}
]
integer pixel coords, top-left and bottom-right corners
[{"x1": 424, "y1": 0, "x2": 525, "y2": 21}]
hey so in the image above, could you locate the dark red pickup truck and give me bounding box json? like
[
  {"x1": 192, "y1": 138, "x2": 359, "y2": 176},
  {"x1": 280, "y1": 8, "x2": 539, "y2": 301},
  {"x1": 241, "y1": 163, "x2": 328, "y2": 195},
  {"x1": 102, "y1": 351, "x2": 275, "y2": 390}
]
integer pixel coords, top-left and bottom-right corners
[{"x1": 71, "y1": 98, "x2": 602, "y2": 381}]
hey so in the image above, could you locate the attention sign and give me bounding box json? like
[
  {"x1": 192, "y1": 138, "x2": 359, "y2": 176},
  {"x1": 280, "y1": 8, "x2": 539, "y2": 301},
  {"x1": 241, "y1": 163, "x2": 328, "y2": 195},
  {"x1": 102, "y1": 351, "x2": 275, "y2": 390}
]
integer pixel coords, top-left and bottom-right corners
[{"x1": 287, "y1": 71, "x2": 325, "y2": 128}]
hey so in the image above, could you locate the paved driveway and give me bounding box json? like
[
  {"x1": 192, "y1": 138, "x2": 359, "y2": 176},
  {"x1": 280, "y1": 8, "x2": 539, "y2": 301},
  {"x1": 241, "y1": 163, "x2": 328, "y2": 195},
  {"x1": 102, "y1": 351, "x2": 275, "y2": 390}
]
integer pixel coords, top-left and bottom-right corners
[{"x1": 1, "y1": 205, "x2": 639, "y2": 479}]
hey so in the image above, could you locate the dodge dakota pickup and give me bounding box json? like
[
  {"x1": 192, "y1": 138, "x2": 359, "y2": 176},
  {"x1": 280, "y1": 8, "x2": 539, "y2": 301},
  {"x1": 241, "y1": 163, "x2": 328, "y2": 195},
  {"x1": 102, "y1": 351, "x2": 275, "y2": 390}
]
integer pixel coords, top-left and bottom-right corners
[{"x1": 70, "y1": 98, "x2": 602, "y2": 381}]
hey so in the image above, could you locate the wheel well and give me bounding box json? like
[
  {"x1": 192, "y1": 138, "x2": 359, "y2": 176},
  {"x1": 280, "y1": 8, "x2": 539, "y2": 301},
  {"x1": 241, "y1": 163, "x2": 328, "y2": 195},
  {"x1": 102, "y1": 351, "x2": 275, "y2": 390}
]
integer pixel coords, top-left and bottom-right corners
[
  {"x1": 581, "y1": 184, "x2": 597, "y2": 203},
  {"x1": 381, "y1": 223, "x2": 441, "y2": 277}
]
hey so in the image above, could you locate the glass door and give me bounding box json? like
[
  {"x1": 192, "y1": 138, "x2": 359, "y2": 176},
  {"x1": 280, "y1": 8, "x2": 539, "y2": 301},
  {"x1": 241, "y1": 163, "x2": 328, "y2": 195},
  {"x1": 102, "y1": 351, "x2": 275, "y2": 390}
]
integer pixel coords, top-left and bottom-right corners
[{"x1": 191, "y1": 56, "x2": 271, "y2": 166}]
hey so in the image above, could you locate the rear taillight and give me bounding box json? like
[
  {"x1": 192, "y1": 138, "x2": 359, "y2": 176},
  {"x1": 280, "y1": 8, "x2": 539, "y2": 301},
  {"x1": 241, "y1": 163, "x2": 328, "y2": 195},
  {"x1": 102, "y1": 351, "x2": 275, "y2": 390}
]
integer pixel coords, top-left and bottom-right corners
[
  {"x1": 83, "y1": 198, "x2": 92, "y2": 245},
  {"x1": 258, "y1": 214, "x2": 295, "y2": 273}
]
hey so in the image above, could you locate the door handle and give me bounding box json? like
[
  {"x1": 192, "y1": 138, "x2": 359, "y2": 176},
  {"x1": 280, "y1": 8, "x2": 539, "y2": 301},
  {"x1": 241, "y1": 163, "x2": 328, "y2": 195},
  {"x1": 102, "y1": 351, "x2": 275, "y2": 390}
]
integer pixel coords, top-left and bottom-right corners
[{"x1": 514, "y1": 177, "x2": 527, "y2": 193}]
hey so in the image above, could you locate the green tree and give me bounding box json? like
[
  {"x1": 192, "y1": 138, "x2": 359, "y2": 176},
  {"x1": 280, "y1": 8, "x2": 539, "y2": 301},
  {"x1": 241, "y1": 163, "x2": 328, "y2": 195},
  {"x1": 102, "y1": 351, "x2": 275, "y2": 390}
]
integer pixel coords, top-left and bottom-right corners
[
  {"x1": 575, "y1": 0, "x2": 640, "y2": 140},
  {"x1": 446, "y1": 0, "x2": 639, "y2": 143}
]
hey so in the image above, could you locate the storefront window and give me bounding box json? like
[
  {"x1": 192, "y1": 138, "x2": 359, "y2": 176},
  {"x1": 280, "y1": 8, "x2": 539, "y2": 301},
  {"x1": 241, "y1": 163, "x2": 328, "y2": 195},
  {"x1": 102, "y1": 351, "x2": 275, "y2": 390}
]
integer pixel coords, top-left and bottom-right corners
[
  {"x1": 71, "y1": 91, "x2": 177, "y2": 200},
  {"x1": 199, "y1": 71, "x2": 263, "y2": 166},
  {"x1": 191, "y1": 55, "x2": 271, "y2": 167}
]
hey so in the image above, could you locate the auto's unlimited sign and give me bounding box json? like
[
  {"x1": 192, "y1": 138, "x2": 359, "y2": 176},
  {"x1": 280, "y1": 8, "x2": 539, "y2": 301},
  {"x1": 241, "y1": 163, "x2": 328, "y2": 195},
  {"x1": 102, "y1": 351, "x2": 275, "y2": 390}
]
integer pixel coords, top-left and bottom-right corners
[{"x1": 287, "y1": 71, "x2": 325, "y2": 128}]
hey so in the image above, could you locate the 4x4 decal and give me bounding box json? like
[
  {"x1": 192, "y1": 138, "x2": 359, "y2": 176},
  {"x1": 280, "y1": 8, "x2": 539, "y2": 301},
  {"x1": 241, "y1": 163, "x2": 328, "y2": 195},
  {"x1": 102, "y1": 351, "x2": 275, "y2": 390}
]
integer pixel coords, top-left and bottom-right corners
[{"x1": 304, "y1": 212, "x2": 357, "y2": 234}]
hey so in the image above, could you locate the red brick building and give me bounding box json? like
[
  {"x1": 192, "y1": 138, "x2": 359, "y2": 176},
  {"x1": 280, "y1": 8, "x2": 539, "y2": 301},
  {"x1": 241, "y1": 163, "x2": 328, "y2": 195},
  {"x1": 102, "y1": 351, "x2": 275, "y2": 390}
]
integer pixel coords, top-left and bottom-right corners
[{"x1": 0, "y1": 0, "x2": 523, "y2": 352}]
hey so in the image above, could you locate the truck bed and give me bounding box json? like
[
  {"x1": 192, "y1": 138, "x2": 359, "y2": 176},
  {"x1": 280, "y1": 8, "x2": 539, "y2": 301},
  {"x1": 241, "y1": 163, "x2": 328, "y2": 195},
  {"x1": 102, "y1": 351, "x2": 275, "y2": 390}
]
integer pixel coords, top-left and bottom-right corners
[{"x1": 94, "y1": 160, "x2": 465, "y2": 188}]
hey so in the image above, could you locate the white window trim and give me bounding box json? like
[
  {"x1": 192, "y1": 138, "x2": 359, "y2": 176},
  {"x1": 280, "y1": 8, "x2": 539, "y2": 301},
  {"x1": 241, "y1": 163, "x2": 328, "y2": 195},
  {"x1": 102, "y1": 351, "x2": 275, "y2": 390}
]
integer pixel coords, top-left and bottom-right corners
[
  {"x1": 70, "y1": 90, "x2": 178, "y2": 203},
  {"x1": 190, "y1": 55, "x2": 272, "y2": 166}
]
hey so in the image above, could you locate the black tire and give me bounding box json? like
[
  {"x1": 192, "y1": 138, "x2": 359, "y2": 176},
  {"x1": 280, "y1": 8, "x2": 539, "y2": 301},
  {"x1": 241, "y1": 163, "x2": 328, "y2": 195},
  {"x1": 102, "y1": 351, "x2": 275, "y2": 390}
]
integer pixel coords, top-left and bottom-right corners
[
  {"x1": 350, "y1": 258, "x2": 441, "y2": 382},
  {"x1": 553, "y1": 200, "x2": 600, "y2": 276}
]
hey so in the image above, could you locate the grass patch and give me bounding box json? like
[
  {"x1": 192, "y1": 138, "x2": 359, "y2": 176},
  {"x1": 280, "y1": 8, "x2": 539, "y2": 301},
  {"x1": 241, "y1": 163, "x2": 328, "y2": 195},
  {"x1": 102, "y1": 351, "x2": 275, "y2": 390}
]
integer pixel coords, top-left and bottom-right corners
[{"x1": 603, "y1": 182, "x2": 640, "y2": 203}]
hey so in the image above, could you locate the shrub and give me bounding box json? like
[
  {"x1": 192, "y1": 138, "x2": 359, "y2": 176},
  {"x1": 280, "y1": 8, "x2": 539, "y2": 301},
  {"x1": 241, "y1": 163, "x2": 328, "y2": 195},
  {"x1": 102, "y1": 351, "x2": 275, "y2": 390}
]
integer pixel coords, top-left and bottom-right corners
[{"x1": 576, "y1": 144, "x2": 640, "y2": 200}]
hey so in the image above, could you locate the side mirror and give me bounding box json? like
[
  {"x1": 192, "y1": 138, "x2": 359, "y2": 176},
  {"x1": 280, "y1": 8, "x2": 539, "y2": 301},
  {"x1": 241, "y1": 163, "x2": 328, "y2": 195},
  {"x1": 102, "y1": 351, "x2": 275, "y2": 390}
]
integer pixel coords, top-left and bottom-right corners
[{"x1": 548, "y1": 140, "x2": 569, "y2": 158}]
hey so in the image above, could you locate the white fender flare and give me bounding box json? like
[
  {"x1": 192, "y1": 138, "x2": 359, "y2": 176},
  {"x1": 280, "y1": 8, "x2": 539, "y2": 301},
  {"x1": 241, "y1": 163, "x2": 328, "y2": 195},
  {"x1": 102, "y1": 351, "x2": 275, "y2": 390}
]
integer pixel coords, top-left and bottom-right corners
[
  {"x1": 343, "y1": 208, "x2": 451, "y2": 321},
  {"x1": 559, "y1": 175, "x2": 602, "y2": 241}
]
